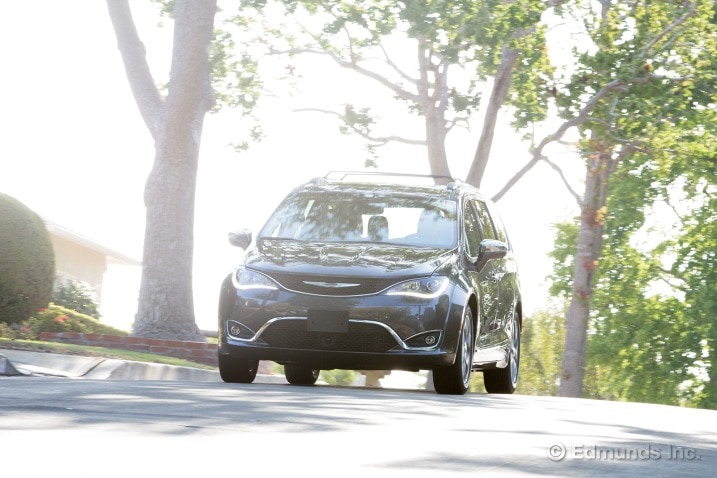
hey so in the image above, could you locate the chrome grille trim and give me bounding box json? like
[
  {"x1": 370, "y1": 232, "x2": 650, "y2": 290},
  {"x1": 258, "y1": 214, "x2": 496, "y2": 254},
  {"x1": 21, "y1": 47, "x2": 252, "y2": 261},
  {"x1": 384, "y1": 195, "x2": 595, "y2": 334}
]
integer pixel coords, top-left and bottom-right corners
[
  {"x1": 227, "y1": 317, "x2": 441, "y2": 351},
  {"x1": 265, "y1": 273, "x2": 400, "y2": 297}
]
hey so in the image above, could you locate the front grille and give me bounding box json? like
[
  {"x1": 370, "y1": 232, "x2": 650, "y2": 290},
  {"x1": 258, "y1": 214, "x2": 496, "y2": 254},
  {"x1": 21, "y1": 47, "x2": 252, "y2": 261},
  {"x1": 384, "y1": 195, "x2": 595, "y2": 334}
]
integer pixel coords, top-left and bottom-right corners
[
  {"x1": 260, "y1": 319, "x2": 398, "y2": 353},
  {"x1": 265, "y1": 272, "x2": 397, "y2": 296}
]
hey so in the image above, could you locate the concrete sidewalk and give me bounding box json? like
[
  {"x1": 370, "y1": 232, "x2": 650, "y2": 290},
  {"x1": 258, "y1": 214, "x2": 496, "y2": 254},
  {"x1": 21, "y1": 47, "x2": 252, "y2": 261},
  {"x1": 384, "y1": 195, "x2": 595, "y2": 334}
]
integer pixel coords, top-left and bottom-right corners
[{"x1": 0, "y1": 348, "x2": 285, "y2": 383}]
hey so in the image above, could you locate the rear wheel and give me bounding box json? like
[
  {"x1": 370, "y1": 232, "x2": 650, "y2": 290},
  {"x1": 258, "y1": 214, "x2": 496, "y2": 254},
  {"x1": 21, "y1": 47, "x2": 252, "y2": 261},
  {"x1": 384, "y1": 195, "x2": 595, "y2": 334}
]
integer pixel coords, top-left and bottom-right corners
[
  {"x1": 483, "y1": 310, "x2": 520, "y2": 394},
  {"x1": 433, "y1": 308, "x2": 474, "y2": 395},
  {"x1": 218, "y1": 353, "x2": 258, "y2": 383},
  {"x1": 285, "y1": 364, "x2": 320, "y2": 385}
]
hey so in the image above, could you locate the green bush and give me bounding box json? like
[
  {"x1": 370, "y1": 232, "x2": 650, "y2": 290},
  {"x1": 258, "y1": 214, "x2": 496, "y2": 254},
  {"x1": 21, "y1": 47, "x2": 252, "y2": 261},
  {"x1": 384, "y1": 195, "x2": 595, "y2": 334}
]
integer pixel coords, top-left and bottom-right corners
[
  {"x1": 0, "y1": 193, "x2": 55, "y2": 324},
  {"x1": 52, "y1": 280, "x2": 101, "y2": 320},
  {"x1": 0, "y1": 322, "x2": 31, "y2": 340},
  {"x1": 320, "y1": 369, "x2": 356, "y2": 386},
  {"x1": 0, "y1": 304, "x2": 128, "y2": 340}
]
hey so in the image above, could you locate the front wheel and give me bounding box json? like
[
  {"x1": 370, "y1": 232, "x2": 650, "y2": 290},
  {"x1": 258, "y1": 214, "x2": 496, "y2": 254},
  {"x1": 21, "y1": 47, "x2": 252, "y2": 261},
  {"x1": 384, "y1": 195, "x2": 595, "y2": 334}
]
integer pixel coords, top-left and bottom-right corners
[
  {"x1": 433, "y1": 308, "x2": 474, "y2": 395},
  {"x1": 483, "y1": 310, "x2": 520, "y2": 394},
  {"x1": 218, "y1": 353, "x2": 258, "y2": 383},
  {"x1": 284, "y1": 364, "x2": 320, "y2": 385}
]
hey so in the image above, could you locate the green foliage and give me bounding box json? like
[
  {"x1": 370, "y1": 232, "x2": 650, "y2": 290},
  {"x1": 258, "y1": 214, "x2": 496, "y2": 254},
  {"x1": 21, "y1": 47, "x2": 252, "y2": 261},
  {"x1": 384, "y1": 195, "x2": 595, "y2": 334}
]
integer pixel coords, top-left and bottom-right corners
[
  {"x1": 150, "y1": 0, "x2": 264, "y2": 150},
  {"x1": 666, "y1": 190, "x2": 717, "y2": 409},
  {"x1": 0, "y1": 322, "x2": 33, "y2": 341},
  {"x1": 544, "y1": 0, "x2": 717, "y2": 405},
  {"x1": 517, "y1": 308, "x2": 565, "y2": 396},
  {"x1": 0, "y1": 304, "x2": 128, "y2": 340},
  {"x1": 547, "y1": 221, "x2": 579, "y2": 298},
  {"x1": 52, "y1": 280, "x2": 101, "y2": 320},
  {"x1": 238, "y1": 0, "x2": 554, "y2": 156},
  {"x1": 339, "y1": 104, "x2": 375, "y2": 137},
  {"x1": 469, "y1": 371, "x2": 486, "y2": 393},
  {"x1": 0, "y1": 193, "x2": 55, "y2": 325},
  {"x1": 549, "y1": 151, "x2": 716, "y2": 407},
  {"x1": 320, "y1": 369, "x2": 356, "y2": 386}
]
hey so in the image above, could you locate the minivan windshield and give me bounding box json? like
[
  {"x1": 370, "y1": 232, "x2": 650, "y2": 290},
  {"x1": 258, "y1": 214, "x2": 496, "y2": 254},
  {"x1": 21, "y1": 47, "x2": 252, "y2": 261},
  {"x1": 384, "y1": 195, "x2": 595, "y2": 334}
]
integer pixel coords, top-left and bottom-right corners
[{"x1": 260, "y1": 192, "x2": 458, "y2": 249}]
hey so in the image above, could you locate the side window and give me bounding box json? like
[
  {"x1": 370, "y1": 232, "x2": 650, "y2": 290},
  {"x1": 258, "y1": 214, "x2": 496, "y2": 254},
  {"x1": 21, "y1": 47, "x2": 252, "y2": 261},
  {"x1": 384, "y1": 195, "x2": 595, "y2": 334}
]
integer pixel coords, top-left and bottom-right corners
[
  {"x1": 472, "y1": 200, "x2": 497, "y2": 241},
  {"x1": 463, "y1": 201, "x2": 482, "y2": 257},
  {"x1": 486, "y1": 201, "x2": 510, "y2": 245}
]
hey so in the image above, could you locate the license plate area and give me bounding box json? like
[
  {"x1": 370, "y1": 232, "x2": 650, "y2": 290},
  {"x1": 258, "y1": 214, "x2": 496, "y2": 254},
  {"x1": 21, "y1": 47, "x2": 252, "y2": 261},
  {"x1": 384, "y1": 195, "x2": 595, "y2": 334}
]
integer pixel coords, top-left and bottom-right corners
[{"x1": 307, "y1": 310, "x2": 349, "y2": 333}]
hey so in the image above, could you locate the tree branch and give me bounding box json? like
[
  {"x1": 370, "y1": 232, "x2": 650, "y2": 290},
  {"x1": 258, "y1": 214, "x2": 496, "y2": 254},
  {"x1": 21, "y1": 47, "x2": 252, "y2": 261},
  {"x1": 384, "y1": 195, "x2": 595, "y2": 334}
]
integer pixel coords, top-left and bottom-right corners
[
  {"x1": 638, "y1": 2, "x2": 697, "y2": 61},
  {"x1": 293, "y1": 107, "x2": 426, "y2": 146},
  {"x1": 106, "y1": 0, "x2": 165, "y2": 140},
  {"x1": 378, "y1": 43, "x2": 418, "y2": 87},
  {"x1": 491, "y1": 78, "x2": 627, "y2": 203},
  {"x1": 270, "y1": 46, "x2": 420, "y2": 104},
  {"x1": 544, "y1": 157, "x2": 582, "y2": 203}
]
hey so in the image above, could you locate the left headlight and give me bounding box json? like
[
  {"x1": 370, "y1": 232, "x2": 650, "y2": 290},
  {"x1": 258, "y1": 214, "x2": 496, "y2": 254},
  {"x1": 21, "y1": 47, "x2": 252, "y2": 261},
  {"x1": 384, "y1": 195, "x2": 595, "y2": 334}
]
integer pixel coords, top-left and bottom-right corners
[
  {"x1": 384, "y1": 276, "x2": 449, "y2": 299},
  {"x1": 231, "y1": 266, "x2": 279, "y2": 291}
]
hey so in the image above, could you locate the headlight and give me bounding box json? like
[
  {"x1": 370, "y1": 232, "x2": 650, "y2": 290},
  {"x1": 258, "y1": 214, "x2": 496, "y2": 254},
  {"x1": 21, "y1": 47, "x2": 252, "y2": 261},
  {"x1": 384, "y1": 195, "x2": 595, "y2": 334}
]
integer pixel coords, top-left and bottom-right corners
[
  {"x1": 232, "y1": 267, "x2": 279, "y2": 291},
  {"x1": 385, "y1": 276, "x2": 449, "y2": 299}
]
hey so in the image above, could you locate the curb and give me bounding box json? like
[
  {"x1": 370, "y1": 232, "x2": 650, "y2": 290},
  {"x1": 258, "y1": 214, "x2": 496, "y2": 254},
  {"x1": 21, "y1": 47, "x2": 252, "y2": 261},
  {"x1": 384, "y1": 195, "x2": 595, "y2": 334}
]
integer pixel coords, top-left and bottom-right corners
[
  {"x1": 0, "y1": 349, "x2": 106, "y2": 377},
  {"x1": 0, "y1": 349, "x2": 287, "y2": 383},
  {"x1": 0, "y1": 354, "x2": 23, "y2": 376}
]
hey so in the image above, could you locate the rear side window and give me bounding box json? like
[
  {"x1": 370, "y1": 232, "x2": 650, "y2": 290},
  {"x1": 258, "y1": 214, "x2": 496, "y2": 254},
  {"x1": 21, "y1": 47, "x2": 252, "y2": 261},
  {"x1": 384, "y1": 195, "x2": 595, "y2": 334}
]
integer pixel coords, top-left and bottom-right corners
[
  {"x1": 471, "y1": 200, "x2": 497, "y2": 241},
  {"x1": 485, "y1": 201, "x2": 510, "y2": 246},
  {"x1": 463, "y1": 201, "x2": 482, "y2": 257}
]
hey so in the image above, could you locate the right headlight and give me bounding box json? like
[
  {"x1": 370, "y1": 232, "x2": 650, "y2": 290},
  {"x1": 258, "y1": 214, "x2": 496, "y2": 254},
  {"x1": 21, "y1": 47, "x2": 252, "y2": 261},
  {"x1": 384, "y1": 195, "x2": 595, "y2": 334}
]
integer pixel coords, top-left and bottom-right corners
[
  {"x1": 384, "y1": 276, "x2": 449, "y2": 299},
  {"x1": 231, "y1": 266, "x2": 279, "y2": 291}
]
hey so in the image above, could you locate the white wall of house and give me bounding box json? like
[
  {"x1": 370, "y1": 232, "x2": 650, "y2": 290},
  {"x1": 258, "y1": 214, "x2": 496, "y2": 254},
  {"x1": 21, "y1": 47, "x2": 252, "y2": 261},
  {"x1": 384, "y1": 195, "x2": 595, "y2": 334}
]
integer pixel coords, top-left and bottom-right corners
[
  {"x1": 49, "y1": 234, "x2": 107, "y2": 298},
  {"x1": 45, "y1": 221, "x2": 141, "y2": 329}
]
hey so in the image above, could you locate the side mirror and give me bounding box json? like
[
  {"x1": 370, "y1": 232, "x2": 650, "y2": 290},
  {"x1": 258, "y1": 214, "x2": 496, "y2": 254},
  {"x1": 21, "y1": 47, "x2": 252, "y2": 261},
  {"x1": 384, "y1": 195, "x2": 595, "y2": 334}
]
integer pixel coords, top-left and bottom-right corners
[
  {"x1": 228, "y1": 228, "x2": 252, "y2": 250},
  {"x1": 475, "y1": 239, "x2": 508, "y2": 271}
]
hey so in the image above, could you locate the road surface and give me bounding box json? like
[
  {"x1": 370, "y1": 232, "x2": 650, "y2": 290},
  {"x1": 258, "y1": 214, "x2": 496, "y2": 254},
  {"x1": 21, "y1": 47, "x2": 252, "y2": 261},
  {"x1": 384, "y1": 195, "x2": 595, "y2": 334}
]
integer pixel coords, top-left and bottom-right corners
[{"x1": 1, "y1": 378, "x2": 715, "y2": 477}]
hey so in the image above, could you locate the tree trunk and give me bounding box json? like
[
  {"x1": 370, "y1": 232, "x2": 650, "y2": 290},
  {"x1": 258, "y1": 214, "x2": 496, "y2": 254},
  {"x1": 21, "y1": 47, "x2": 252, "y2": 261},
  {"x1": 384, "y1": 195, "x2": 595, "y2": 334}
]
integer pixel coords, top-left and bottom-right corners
[
  {"x1": 108, "y1": 0, "x2": 217, "y2": 340},
  {"x1": 425, "y1": 110, "x2": 451, "y2": 179},
  {"x1": 465, "y1": 46, "x2": 519, "y2": 188},
  {"x1": 558, "y1": 141, "x2": 614, "y2": 397},
  {"x1": 415, "y1": 39, "x2": 452, "y2": 180}
]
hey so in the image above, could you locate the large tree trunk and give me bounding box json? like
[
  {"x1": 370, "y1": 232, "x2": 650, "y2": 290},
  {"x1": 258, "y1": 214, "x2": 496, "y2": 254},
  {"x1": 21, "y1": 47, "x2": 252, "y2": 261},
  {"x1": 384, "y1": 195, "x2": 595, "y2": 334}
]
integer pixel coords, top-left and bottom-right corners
[
  {"x1": 108, "y1": 0, "x2": 217, "y2": 340},
  {"x1": 559, "y1": 140, "x2": 615, "y2": 397}
]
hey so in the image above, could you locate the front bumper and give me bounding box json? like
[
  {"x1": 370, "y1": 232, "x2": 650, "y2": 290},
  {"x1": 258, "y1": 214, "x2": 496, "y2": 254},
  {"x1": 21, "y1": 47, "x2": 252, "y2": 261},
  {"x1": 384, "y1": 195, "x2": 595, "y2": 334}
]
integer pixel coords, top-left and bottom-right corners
[
  {"x1": 218, "y1": 283, "x2": 467, "y2": 371},
  {"x1": 218, "y1": 338, "x2": 456, "y2": 371}
]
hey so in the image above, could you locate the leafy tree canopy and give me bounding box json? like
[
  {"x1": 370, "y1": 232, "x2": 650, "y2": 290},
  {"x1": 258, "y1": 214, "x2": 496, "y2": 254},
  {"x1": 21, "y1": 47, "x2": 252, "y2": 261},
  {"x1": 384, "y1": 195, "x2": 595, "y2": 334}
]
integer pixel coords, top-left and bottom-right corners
[{"x1": 236, "y1": 0, "x2": 555, "y2": 161}]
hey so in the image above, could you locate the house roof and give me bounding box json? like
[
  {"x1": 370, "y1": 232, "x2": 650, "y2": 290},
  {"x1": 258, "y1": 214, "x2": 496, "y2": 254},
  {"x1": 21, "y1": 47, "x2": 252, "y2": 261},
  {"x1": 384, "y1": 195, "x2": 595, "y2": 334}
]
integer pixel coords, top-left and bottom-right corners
[{"x1": 44, "y1": 220, "x2": 142, "y2": 267}]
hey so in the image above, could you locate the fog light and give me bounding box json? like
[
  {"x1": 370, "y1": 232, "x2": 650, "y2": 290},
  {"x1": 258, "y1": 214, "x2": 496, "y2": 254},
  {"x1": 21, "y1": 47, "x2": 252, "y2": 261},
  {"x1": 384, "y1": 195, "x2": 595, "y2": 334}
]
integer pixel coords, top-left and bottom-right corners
[
  {"x1": 227, "y1": 320, "x2": 255, "y2": 340},
  {"x1": 405, "y1": 330, "x2": 442, "y2": 348}
]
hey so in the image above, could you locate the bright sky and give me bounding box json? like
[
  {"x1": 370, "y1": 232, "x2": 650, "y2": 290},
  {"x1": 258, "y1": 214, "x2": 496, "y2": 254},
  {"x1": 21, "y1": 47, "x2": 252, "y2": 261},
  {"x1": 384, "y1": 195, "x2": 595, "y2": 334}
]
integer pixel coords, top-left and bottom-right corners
[{"x1": 1, "y1": 1, "x2": 582, "y2": 332}]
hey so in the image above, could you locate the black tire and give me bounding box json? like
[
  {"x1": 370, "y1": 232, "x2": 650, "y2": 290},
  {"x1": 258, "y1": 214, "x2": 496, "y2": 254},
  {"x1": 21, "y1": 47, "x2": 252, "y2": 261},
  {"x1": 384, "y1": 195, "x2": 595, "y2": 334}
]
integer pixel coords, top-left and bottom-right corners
[
  {"x1": 285, "y1": 364, "x2": 320, "y2": 385},
  {"x1": 483, "y1": 310, "x2": 520, "y2": 394},
  {"x1": 433, "y1": 308, "x2": 474, "y2": 395},
  {"x1": 218, "y1": 353, "x2": 258, "y2": 383}
]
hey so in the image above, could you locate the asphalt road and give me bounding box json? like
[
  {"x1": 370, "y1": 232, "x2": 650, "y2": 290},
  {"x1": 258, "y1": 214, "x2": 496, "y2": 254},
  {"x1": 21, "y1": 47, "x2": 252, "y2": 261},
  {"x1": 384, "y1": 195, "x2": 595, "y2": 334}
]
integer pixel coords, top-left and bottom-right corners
[{"x1": 1, "y1": 378, "x2": 716, "y2": 478}]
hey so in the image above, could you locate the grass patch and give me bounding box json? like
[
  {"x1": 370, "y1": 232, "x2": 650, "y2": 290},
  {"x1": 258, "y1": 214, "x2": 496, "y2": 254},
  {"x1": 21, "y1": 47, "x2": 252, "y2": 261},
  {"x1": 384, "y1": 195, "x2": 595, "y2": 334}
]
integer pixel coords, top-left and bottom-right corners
[{"x1": 0, "y1": 338, "x2": 217, "y2": 370}]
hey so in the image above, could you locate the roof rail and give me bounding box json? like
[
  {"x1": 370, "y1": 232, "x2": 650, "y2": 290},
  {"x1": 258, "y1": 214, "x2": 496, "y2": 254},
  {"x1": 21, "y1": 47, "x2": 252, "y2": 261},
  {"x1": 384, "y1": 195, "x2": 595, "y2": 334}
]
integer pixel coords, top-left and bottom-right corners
[{"x1": 325, "y1": 171, "x2": 457, "y2": 184}]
